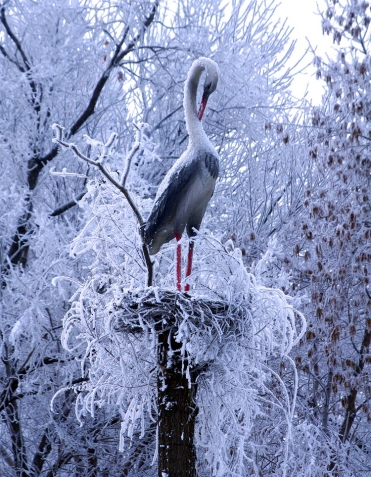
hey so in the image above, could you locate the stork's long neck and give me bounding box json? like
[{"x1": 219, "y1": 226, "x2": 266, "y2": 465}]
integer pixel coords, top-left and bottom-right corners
[{"x1": 183, "y1": 65, "x2": 208, "y2": 148}]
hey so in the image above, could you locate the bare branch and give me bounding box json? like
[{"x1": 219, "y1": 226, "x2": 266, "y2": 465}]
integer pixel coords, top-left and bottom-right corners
[
  {"x1": 0, "y1": 5, "x2": 40, "y2": 105},
  {"x1": 122, "y1": 123, "x2": 150, "y2": 186},
  {"x1": 68, "y1": 1, "x2": 159, "y2": 138},
  {"x1": 52, "y1": 125, "x2": 144, "y2": 226},
  {"x1": 0, "y1": 6, "x2": 30, "y2": 71},
  {"x1": 52, "y1": 124, "x2": 153, "y2": 287},
  {"x1": 49, "y1": 190, "x2": 87, "y2": 217}
]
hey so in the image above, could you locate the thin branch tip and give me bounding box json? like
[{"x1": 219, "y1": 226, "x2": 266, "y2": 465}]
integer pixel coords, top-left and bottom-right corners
[
  {"x1": 105, "y1": 132, "x2": 117, "y2": 148},
  {"x1": 52, "y1": 123, "x2": 65, "y2": 142}
]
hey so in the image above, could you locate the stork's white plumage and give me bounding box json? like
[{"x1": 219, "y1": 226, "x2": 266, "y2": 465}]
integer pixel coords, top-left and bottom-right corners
[{"x1": 145, "y1": 57, "x2": 219, "y2": 291}]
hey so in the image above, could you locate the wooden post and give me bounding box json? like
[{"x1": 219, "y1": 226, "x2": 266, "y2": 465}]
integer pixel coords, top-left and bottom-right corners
[
  {"x1": 157, "y1": 327, "x2": 198, "y2": 477},
  {"x1": 113, "y1": 289, "x2": 233, "y2": 477}
]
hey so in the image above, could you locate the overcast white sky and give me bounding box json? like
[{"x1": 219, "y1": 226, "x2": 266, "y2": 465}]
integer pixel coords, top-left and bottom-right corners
[{"x1": 277, "y1": 0, "x2": 336, "y2": 103}]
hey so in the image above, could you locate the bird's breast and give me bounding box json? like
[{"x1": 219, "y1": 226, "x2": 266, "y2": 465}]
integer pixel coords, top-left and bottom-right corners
[{"x1": 186, "y1": 151, "x2": 219, "y2": 206}]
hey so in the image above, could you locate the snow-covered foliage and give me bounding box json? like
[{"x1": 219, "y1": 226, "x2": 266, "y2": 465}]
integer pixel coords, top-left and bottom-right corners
[
  {"x1": 2, "y1": 0, "x2": 348, "y2": 475},
  {"x1": 59, "y1": 170, "x2": 305, "y2": 475},
  {"x1": 275, "y1": 1, "x2": 371, "y2": 475},
  {"x1": 0, "y1": 0, "x2": 160, "y2": 475}
]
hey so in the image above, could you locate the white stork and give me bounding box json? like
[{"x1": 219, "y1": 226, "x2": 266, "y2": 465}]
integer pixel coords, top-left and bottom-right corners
[{"x1": 145, "y1": 57, "x2": 219, "y2": 291}]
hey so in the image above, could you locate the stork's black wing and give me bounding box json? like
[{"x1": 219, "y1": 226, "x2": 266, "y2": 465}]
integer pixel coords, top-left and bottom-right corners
[
  {"x1": 145, "y1": 151, "x2": 219, "y2": 254},
  {"x1": 145, "y1": 157, "x2": 200, "y2": 253}
]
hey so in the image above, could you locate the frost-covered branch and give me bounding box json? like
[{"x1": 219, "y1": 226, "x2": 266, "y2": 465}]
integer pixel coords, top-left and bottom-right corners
[
  {"x1": 52, "y1": 123, "x2": 153, "y2": 287},
  {"x1": 68, "y1": 0, "x2": 159, "y2": 138},
  {"x1": 49, "y1": 189, "x2": 87, "y2": 217},
  {"x1": 53, "y1": 124, "x2": 144, "y2": 225},
  {"x1": 0, "y1": 5, "x2": 31, "y2": 72},
  {"x1": 62, "y1": 228, "x2": 306, "y2": 476}
]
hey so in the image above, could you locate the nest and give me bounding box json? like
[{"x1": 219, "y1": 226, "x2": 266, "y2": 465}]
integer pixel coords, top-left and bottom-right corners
[{"x1": 111, "y1": 287, "x2": 247, "y2": 336}]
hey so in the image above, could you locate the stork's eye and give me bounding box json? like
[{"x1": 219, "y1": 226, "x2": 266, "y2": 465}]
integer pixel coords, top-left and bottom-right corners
[
  {"x1": 204, "y1": 82, "x2": 212, "y2": 93},
  {"x1": 204, "y1": 79, "x2": 217, "y2": 96}
]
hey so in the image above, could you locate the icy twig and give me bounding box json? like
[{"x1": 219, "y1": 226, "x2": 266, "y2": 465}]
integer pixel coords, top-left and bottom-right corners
[{"x1": 52, "y1": 123, "x2": 153, "y2": 286}]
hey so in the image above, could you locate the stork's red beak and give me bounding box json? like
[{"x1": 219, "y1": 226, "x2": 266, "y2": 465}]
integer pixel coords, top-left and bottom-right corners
[{"x1": 197, "y1": 93, "x2": 209, "y2": 120}]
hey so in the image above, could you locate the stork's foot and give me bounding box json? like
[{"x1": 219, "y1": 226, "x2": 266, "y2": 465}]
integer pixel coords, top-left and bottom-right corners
[
  {"x1": 184, "y1": 240, "x2": 194, "y2": 292},
  {"x1": 174, "y1": 235, "x2": 195, "y2": 293},
  {"x1": 174, "y1": 233, "x2": 182, "y2": 291}
]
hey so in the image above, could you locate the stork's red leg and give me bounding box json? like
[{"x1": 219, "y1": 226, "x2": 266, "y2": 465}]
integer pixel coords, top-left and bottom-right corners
[
  {"x1": 184, "y1": 240, "x2": 194, "y2": 292},
  {"x1": 174, "y1": 232, "x2": 182, "y2": 291}
]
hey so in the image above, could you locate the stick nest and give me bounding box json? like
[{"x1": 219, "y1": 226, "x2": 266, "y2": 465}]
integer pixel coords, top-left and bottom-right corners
[{"x1": 111, "y1": 287, "x2": 249, "y2": 336}]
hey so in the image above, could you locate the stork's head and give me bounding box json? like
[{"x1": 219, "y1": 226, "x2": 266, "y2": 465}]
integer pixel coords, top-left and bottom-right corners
[{"x1": 196, "y1": 58, "x2": 219, "y2": 120}]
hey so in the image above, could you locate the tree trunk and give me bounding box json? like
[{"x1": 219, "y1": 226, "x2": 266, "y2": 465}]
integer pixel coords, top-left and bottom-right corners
[
  {"x1": 115, "y1": 289, "x2": 232, "y2": 477},
  {"x1": 2, "y1": 358, "x2": 29, "y2": 477},
  {"x1": 157, "y1": 326, "x2": 198, "y2": 477}
]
